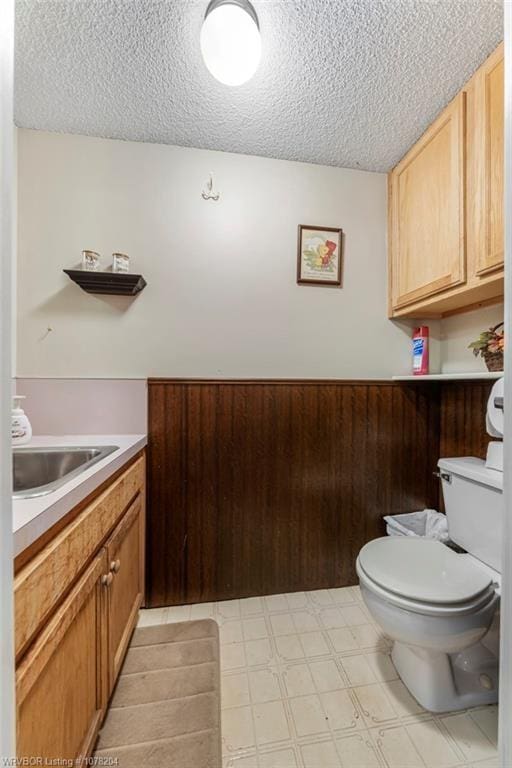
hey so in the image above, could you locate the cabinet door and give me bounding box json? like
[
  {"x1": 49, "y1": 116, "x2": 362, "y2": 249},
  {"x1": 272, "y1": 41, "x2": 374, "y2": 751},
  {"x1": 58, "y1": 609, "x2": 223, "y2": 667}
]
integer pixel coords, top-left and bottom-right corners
[
  {"x1": 390, "y1": 92, "x2": 466, "y2": 310},
  {"x1": 105, "y1": 493, "x2": 144, "y2": 693},
  {"x1": 467, "y1": 43, "x2": 504, "y2": 277},
  {"x1": 16, "y1": 552, "x2": 108, "y2": 762},
  {"x1": 14, "y1": 455, "x2": 145, "y2": 661}
]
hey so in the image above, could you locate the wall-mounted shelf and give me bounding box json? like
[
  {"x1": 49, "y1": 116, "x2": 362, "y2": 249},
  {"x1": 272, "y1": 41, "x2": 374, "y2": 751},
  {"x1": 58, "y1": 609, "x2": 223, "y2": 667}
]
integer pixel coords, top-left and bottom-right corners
[
  {"x1": 392, "y1": 372, "x2": 502, "y2": 382},
  {"x1": 63, "y1": 269, "x2": 147, "y2": 296}
]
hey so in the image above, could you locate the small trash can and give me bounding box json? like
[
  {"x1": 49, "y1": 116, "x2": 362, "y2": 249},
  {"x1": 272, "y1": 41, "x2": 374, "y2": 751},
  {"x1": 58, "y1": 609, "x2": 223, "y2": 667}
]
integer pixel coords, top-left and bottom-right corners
[{"x1": 384, "y1": 509, "x2": 449, "y2": 542}]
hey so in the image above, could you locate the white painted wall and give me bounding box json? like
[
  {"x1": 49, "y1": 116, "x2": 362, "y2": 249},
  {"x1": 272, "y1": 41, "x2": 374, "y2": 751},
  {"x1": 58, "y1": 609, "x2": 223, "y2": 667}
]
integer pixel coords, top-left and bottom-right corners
[
  {"x1": 17, "y1": 129, "x2": 423, "y2": 379},
  {"x1": 16, "y1": 377, "x2": 147, "y2": 435},
  {"x1": 440, "y1": 303, "x2": 504, "y2": 373}
]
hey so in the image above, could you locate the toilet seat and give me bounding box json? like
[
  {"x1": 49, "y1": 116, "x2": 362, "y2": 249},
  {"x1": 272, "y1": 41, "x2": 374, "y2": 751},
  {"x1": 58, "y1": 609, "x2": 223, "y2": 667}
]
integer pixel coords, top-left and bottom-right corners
[
  {"x1": 356, "y1": 537, "x2": 497, "y2": 618},
  {"x1": 357, "y1": 561, "x2": 497, "y2": 617}
]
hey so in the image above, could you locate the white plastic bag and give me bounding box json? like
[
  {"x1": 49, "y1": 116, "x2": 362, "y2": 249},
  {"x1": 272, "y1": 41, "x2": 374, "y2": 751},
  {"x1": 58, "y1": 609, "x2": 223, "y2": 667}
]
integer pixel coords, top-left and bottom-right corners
[{"x1": 383, "y1": 509, "x2": 449, "y2": 542}]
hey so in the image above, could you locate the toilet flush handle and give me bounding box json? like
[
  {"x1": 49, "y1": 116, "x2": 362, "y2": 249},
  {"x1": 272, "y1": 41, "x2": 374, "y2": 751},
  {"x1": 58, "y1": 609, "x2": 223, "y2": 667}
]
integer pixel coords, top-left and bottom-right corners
[{"x1": 433, "y1": 470, "x2": 452, "y2": 483}]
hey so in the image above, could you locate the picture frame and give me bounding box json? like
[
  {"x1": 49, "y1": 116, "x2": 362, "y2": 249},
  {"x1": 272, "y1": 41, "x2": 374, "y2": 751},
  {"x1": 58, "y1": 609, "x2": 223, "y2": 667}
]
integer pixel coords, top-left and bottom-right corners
[{"x1": 297, "y1": 225, "x2": 343, "y2": 286}]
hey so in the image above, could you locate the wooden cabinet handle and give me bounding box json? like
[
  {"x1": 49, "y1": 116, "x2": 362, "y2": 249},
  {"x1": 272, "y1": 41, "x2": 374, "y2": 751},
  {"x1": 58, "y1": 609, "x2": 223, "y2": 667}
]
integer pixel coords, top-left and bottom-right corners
[
  {"x1": 110, "y1": 559, "x2": 121, "y2": 574},
  {"x1": 101, "y1": 573, "x2": 114, "y2": 587}
]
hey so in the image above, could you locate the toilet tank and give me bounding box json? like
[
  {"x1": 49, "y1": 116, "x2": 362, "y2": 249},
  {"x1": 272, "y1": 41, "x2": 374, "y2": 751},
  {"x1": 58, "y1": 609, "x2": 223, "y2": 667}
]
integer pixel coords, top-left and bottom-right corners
[{"x1": 438, "y1": 457, "x2": 503, "y2": 572}]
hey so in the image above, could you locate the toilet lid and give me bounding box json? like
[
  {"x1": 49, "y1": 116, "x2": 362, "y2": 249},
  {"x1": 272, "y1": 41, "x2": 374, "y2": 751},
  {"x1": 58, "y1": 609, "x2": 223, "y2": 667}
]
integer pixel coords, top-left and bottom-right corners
[{"x1": 358, "y1": 537, "x2": 493, "y2": 604}]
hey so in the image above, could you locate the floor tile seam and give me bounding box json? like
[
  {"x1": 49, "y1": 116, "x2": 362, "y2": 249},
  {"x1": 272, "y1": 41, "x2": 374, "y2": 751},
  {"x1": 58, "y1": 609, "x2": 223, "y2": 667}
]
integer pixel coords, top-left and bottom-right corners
[{"x1": 433, "y1": 714, "x2": 495, "y2": 762}]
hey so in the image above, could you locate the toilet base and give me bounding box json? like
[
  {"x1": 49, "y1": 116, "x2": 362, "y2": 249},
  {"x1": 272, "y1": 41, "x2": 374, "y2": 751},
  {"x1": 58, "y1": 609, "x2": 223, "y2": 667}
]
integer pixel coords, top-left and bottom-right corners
[{"x1": 392, "y1": 640, "x2": 499, "y2": 712}]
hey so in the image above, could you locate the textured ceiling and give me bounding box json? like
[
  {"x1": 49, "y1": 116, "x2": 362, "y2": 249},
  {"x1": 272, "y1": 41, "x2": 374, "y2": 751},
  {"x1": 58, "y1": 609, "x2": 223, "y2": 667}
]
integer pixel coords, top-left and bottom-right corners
[{"x1": 14, "y1": 0, "x2": 503, "y2": 172}]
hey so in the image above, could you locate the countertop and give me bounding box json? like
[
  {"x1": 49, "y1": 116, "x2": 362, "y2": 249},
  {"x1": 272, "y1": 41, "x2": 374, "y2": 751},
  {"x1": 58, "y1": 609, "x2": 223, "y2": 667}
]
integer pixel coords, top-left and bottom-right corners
[{"x1": 13, "y1": 434, "x2": 147, "y2": 558}]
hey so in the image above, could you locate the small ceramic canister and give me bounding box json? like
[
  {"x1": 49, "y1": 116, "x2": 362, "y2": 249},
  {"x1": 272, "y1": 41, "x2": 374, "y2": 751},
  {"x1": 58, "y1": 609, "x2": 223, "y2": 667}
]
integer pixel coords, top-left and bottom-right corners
[
  {"x1": 82, "y1": 249, "x2": 101, "y2": 271},
  {"x1": 112, "y1": 252, "x2": 130, "y2": 273}
]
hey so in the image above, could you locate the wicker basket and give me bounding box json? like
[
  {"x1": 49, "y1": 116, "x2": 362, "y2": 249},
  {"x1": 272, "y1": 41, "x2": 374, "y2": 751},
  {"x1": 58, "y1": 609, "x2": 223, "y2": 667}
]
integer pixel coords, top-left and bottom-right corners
[{"x1": 483, "y1": 350, "x2": 503, "y2": 372}]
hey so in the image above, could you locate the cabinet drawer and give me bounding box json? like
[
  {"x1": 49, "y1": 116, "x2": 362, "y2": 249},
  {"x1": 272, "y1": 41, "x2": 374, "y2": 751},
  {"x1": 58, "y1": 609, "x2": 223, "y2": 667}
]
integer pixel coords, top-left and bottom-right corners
[{"x1": 15, "y1": 454, "x2": 145, "y2": 660}]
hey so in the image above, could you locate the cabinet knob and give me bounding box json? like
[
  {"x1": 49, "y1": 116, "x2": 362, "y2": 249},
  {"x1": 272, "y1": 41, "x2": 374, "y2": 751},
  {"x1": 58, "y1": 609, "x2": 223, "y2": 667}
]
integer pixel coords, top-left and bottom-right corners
[
  {"x1": 110, "y1": 559, "x2": 121, "y2": 573},
  {"x1": 101, "y1": 572, "x2": 114, "y2": 587}
]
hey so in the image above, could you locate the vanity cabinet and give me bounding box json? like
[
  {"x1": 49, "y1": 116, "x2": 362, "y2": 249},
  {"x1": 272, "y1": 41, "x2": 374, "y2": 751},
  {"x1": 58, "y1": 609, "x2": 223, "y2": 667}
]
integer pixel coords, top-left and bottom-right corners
[
  {"x1": 15, "y1": 452, "x2": 146, "y2": 763},
  {"x1": 389, "y1": 43, "x2": 504, "y2": 318}
]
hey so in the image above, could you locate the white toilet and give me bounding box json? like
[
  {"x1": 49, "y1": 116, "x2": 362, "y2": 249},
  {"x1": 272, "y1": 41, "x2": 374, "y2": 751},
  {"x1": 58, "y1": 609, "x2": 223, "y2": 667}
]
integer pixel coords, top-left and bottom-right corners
[{"x1": 356, "y1": 380, "x2": 504, "y2": 713}]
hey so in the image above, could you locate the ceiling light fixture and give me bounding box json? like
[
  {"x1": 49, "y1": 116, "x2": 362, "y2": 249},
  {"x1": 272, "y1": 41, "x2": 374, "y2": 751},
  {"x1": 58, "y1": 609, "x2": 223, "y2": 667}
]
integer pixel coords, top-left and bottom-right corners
[{"x1": 200, "y1": 0, "x2": 261, "y2": 87}]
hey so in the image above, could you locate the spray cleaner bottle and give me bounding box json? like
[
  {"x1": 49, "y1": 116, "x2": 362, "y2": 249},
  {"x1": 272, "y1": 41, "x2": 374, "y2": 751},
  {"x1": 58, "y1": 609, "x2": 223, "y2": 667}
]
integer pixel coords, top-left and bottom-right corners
[{"x1": 412, "y1": 326, "x2": 429, "y2": 375}]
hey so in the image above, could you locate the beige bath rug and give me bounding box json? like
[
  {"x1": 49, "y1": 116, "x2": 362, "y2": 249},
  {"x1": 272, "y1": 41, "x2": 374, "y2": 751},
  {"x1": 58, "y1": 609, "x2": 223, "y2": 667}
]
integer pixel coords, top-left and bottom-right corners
[{"x1": 94, "y1": 618, "x2": 221, "y2": 767}]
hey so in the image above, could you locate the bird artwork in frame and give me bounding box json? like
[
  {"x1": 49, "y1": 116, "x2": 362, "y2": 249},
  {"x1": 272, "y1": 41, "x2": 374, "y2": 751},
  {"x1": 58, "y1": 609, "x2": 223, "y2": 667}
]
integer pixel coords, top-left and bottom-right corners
[{"x1": 297, "y1": 225, "x2": 343, "y2": 286}]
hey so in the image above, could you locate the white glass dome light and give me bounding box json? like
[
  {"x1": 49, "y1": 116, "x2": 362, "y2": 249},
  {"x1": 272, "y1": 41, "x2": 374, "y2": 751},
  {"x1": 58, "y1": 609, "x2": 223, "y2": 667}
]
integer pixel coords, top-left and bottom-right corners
[{"x1": 200, "y1": 0, "x2": 261, "y2": 86}]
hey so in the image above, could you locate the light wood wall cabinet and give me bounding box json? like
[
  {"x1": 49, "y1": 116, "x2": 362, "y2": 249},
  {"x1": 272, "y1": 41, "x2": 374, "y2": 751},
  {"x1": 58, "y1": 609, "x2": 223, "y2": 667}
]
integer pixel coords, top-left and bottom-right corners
[
  {"x1": 389, "y1": 43, "x2": 504, "y2": 318},
  {"x1": 467, "y1": 45, "x2": 504, "y2": 279},
  {"x1": 15, "y1": 452, "x2": 145, "y2": 763}
]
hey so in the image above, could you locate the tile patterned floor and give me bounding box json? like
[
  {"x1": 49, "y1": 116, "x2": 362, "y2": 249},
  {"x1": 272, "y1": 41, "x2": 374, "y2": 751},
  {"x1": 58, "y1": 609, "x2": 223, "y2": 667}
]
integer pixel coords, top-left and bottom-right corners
[{"x1": 138, "y1": 586, "x2": 499, "y2": 768}]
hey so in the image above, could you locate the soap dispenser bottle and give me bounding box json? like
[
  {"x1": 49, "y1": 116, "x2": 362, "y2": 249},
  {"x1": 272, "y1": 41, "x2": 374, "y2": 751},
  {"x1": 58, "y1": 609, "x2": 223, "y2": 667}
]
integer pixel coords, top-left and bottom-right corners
[{"x1": 12, "y1": 395, "x2": 32, "y2": 445}]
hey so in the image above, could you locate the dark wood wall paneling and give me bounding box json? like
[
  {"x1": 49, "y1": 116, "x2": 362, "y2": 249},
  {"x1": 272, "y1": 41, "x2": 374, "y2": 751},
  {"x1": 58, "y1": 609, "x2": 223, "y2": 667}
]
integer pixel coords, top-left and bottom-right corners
[
  {"x1": 436, "y1": 381, "x2": 493, "y2": 515},
  {"x1": 146, "y1": 379, "x2": 492, "y2": 607},
  {"x1": 147, "y1": 379, "x2": 492, "y2": 606},
  {"x1": 440, "y1": 381, "x2": 493, "y2": 459}
]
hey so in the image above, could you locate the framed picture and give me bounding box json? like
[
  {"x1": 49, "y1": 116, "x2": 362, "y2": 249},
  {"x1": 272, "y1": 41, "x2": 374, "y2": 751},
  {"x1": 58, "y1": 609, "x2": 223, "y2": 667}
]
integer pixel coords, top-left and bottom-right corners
[{"x1": 297, "y1": 225, "x2": 343, "y2": 286}]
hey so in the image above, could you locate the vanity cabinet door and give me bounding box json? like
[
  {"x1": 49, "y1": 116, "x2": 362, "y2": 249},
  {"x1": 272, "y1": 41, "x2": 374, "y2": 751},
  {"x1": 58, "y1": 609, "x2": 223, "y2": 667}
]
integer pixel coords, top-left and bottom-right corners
[
  {"x1": 105, "y1": 493, "x2": 144, "y2": 694},
  {"x1": 14, "y1": 454, "x2": 145, "y2": 661},
  {"x1": 389, "y1": 91, "x2": 466, "y2": 311},
  {"x1": 16, "y1": 551, "x2": 109, "y2": 762}
]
